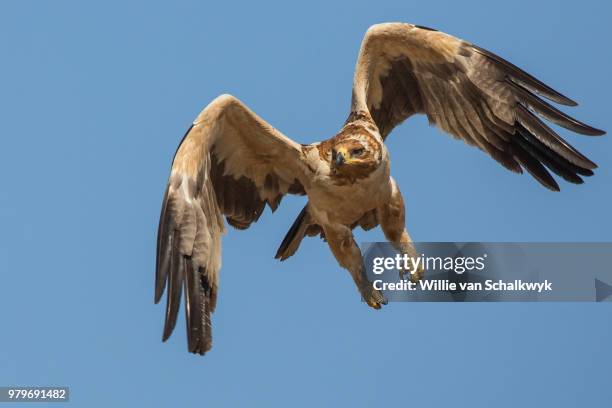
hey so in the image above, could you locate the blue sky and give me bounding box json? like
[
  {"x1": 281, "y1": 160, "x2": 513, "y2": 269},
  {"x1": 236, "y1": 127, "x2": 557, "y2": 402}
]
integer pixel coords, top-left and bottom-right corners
[{"x1": 1, "y1": 0, "x2": 611, "y2": 406}]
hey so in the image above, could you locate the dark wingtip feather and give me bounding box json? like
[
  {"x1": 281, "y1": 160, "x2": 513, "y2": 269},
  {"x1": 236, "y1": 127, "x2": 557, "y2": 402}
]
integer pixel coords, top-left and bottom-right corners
[
  {"x1": 510, "y1": 143, "x2": 560, "y2": 191},
  {"x1": 508, "y1": 80, "x2": 606, "y2": 137},
  {"x1": 184, "y1": 261, "x2": 212, "y2": 355},
  {"x1": 162, "y1": 239, "x2": 185, "y2": 342},
  {"x1": 515, "y1": 132, "x2": 583, "y2": 185},
  {"x1": 515, "y1": 122, "x2": 596, "y2": 177},
  {"x1": 586, "y1": 127, "x2": 606, "y2": 136},
  {"x1": 516, "y1": 105, "x2": 598, "y2": 170},
  {"x1": 556, "y1": 97, "x2": 578, "y2": 108},
  {"x1": 155, "y1": 187, "x2": 171, "y2": 304},
  {"x1": 471, "y1": 44, "x2": 578, "y2": 106}
]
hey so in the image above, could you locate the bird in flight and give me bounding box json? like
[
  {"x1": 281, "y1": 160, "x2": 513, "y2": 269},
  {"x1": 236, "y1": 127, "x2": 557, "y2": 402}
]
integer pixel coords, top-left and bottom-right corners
[{"x1": 155, "y1": 23, "x2": 605, "y2": 355}]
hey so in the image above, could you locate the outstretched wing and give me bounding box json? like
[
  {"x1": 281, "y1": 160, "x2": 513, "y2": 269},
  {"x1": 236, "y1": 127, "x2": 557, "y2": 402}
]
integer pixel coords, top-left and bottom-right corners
[
  {"x1": 156, "y1": 94, "x2": 307, "y2": 354},
  {"x1": 351, "y1": 23, "x2": 605, "y2": 190}
]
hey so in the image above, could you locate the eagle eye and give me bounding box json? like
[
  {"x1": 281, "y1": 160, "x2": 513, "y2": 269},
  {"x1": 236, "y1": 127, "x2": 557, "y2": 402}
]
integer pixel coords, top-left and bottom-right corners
[{"x1": 351, "y1": 148, "x2": 365, "y2": 157}]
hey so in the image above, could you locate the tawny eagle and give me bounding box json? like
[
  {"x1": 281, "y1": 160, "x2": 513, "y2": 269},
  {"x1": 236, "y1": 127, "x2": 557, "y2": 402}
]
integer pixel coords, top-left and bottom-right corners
[{"x1": 155, "y1": 23, "x2": 605, "y2": 354}]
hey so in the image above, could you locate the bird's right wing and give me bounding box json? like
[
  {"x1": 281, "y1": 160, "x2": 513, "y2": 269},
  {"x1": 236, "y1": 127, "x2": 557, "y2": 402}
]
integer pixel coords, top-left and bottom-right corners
[{"x1": 156, "y1": 95, "x2": 308, "y2": 354}]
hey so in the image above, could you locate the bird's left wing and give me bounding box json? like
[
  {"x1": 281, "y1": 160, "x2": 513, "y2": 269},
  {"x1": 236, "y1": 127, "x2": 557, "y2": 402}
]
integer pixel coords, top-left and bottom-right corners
[
  {"x1": 156, "y1": 95, "x2": 307, "y2": 354},
  {"x1": 351, "y1": 23, "x2": 605, "y2": 190}
]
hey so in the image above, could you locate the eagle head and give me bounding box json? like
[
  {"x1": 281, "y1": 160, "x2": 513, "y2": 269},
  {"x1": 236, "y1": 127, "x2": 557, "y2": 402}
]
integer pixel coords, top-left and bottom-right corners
[{"x1": 330, "y1": 132, "x2": 382, "y2": 179}]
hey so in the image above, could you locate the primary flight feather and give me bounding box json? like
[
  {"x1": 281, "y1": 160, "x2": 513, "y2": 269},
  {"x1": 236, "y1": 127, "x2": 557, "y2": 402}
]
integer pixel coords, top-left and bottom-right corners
[{"x1": 155, "y1": 23, "x2": 605, "y2": 355}]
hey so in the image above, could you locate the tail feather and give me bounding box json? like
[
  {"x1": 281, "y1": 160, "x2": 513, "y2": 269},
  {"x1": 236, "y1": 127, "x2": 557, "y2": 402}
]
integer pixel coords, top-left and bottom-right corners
[{"x1": 275, "y1": 204, "x2": 311, "y2": 261}]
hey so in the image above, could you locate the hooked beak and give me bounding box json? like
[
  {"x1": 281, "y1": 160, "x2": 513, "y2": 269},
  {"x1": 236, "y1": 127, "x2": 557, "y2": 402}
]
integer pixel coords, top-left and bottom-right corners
[{"x1": 335, "y1": 151, "x2": 345, "y2": 167}]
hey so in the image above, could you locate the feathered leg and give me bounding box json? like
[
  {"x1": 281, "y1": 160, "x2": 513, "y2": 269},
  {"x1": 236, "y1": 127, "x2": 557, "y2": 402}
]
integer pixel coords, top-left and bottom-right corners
[
  {"x1": 377, "y1": 178, "x2": 424, "y2": 282},
  {"x1": 323, "y1": 224, "x2": 387, "y2": 309}
]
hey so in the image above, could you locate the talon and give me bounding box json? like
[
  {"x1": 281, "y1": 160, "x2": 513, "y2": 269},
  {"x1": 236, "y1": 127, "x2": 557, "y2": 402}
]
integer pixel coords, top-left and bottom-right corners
[
  {"x1": 368, "y1": 300, "x2": 381, "y2": 309},
  {"x1": 399, "y1": 262, "x2": 425, "y2": 283},
  {"x1": 410, "y1": 265, "x2": 425, "y2": 283},
  {"x1": 362, "y1": 283, "x2": 387, "y2": 309}
]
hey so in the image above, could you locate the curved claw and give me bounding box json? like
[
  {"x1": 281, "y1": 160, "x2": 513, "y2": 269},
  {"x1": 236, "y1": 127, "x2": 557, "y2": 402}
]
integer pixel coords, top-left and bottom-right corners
[
  {"x1": 362, "y1": 284, "x2": 387, "y2": 309},
  {"x1": 410, "y1": 265, "x2": 425, "y2": 283},
  {"x1": 399, "y1": 263, "x2": 425, "y2": 283}
]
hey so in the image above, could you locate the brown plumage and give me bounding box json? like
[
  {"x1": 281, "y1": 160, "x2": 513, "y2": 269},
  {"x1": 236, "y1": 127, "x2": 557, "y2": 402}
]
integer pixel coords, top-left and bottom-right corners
[{"x1": 155, "y1": 23, "x2": 605, "y2": 355}]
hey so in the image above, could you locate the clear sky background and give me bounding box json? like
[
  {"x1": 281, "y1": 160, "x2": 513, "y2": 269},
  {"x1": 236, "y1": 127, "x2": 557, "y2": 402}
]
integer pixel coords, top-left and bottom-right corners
[{"x1": 1, "y1": 0, "x2": 611, "y2": 406}]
